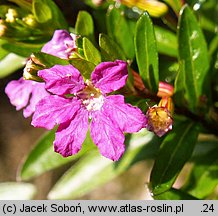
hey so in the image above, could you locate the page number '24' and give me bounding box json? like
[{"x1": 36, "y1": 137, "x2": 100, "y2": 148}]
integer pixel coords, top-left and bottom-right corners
[{"x1": 201, "y1": 204, "x2": 214, "y2": 213}]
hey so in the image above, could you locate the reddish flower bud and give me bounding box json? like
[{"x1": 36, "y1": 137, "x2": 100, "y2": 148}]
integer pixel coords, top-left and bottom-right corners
[{"x1": 157, "y1": 81, "x2": 174, "y2": 97}]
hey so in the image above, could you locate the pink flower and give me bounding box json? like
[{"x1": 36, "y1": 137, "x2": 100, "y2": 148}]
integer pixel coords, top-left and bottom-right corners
[
  {"x1": 5, "y1": 30, "x2": 76, "y2": 117},
  {"x1": 32, "y1": 61, "x2": 147, "y2": 161},
  {"x1": 41, "y1": 30, "x2": 77, "y2": 59}
]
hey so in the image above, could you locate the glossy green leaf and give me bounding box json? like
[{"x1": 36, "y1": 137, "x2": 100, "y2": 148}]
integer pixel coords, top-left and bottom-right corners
[
  {"x1": 150, "y1": 121, "x2": 199, "y2": 195},
  {"x1": 106, "y1": 7, "x2": 135, "y2": 59},
  {"x1": 0, "y1": 54, "x2": 25, "y2": 78},
  {"x1": 154, "y1": 26, "x2": 178, "y2": 57},
  {"x1": 2, "y1": 42, "x2": 42, "y2": 57},
  {"x1": 183, "y1": 147, "x2": 218, "y2": 199},
  {"x1": 75, "y1": 11, "x2": 95, "y2": 42},
  {"x1": 48, "y1": 130, "x2": 161, "y2": 199},
  {"x1": 33, "y1": 52, "x2": 69, "y2": 68},
  {"x1": 135, "y1": 12, "x2": 159, "y2": 93},
  {"x1": 99, "y1": 33, "x2": 126, "y2": 61},
  {"x1": 32, "y1": 0, "x2": 52, "y2": 23},
  {"x1": 176, "y1": 5, "x2": 210, "y2": 111},
  {"x1": 83, "y1": 37, "x2": 101, "y2": 65},
  {"x1": 0, "y1": 182, "x2": 36, "y2": 200},
  {"x1": 19, "y1": 130, "x2": 97, "y2": 181},
  {"x1": 153, "y1": 188, "x2": 198, "y2": 200},
  {"x1": 70, "y1": 58, "x2": 96, "y2": 79}
]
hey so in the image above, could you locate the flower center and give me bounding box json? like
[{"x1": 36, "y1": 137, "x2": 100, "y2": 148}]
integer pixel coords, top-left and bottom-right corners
[{"x1": 77, "y1": 80, "x2": 104, "y2": 111}]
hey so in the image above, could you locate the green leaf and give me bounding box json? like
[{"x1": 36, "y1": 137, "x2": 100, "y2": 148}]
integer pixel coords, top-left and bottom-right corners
[
  {"x1": 48, "y1": 130, "x2": 161, "y2": 199},
  {"x1": 0, "y1": 54, "x2": 25, "y2": 78},
  {"x1": 154, "y1": 26, "x2": 178, "y2": 57},
  {"x1": 9, "y1": 0, "x2": 32, "y2": 11},
  {"x1": 99, "y1": 33, "x2": 126, "y2": 61},
  {"x1": 33, "y1": 52, "x2": 69, "y2": 68},
  {"x1": 83, "y1": 37, "x2": 101, "y2": 65},
  {"x1": 2, "y1": 42, "x2": 42, "y2": 57},
  {"x1": 162, "y1": 0, "x2": 183, "y2": 14},
  {"x1": 150, "y1": 121, "x2": 199, "y2": 195},
  {"x1": 75, "y1": 11, "x2": 95, "y2": 42},
  {"x1": 70, "y1": 58, "x2": 96, "y2": 79},
  {"x1": 19, "y1": 130, "x2": 97, "y2": 181},
  {"x1": 135, "y1": 12, "x2": 159, "y2": 93},
  {"x1": 0, "y1": 182, "x2": 36, "y2": 200},
  {"x1": 159, "y1": 59, "x2": 179, "y2": 83},
  {"x1": 153, "y1": 188, "x2": 198, "y2": 200},
  {"x1": 0, "y1": 40, "x2": 9, "y2": 60},
  {"x1": 183, "y1": 147, "x2": 218, "y2": 199},
  {"x1": 32, "y1": 0, "x2": 67, "y2": 29},
  {"x1": 106, "y1": 7, "x2": 135, "y2": 59},
  {"x1": 176, "y1": 5, "x2": 210, "y2": 111},
  {"x1": 32, "y1": 0, "x2": 52, "y2": 23}
]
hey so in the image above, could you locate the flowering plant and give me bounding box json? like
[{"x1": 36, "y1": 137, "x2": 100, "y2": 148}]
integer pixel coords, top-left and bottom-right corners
[{"x1": 0, "y1": 0, "x2": 217, "y2": 200}]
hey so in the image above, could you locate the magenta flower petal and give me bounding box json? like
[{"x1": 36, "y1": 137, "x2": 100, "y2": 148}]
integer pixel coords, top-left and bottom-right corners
[
  {"x1": 41, "y1": 30, "x2": 76, "y2": 59},
  {"x1": 91, "y1": 60, "x2": 128, "y2": 94},
  {"x1": 38, "y1": 65, "x2": 85, "y2": 96},
  {"x1": 32, "y1": 96, "x2": 81, "y2": 130},
  {"x1": 54, "y1": 108, "x2": 89, "y2": 157},
  {"x1": 90, "y1": 110, "x2": 125, "y2": 161},
  {"x1": 104, "y1": 95, "x2": 147, "y2": 133},
  {"x1": 5, "y1": 78, "x2": 49, "y2": 118},
  {"x1": 23, "y1": 82, "x2": 50, "y2": 118},
  {"x1": 5, "y1": 78, "x2": 32, "y2": 110}
]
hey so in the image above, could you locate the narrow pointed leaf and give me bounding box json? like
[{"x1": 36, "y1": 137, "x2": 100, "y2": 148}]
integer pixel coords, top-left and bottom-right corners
[
  {"x1": 0, "y1": 182, "x2": 36, "y2": 200},
  {"x1": 153, "y1": 188, "x2": 198, "y2": 200},
  {"x1": 135, "y1": 12, "x2": 159, "y2": 93},
  {"x1": 2, "y1": 42, "x2": 42, "y2": 57},
  {"x1": 83, "y1": 37, "x2": 101, "y2": 65},
  {"x1": 99, "y1": 33, "x2": 126, "y2": 61},
  {"x1": 150, "y1": 121, "x2": 199, "y2": 195},
  {"x1": 106, "y1": 7, "x2": 135, "y2": 59},
  {"x1": 19, "y1": 130, "x2": 96, "y2": 181},
  {"x1": 176, "y1": 5, "x2": 209, "y2": 111},
  {"x1": 48, "y1": 130, "x2": 161, "y2": 199},
  {"x1": 75, "y1": 11, "x2": 95, "y2": 42},
  {"x1": 33, "y1": 52, "x2": 69, "y2": 67}
]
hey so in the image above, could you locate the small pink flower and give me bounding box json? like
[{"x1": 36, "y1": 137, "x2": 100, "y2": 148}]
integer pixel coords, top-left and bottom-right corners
[
  {"x1": 41, "y1": 30, "x2": 77, "y2": 59},
  {"x1": 32, "y1": 61, "x2": 147, "y2": 161},
  {"x1": 5, "y1": 29, "x2": 76, "y2": 117}
]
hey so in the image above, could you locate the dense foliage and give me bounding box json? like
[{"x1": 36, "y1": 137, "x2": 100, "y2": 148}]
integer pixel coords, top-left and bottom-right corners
[{"x1": 0, "y1": 0, "x2": 217, "y2": 200}]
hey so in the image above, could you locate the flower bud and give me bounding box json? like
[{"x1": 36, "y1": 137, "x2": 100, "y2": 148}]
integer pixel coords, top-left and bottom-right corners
[
  {"x1": 22, "y1": 14, "x2": 37, "y2": 27},
  {"x1": 5, "y1": 8, "x2": 18, "y2": 23},
  {"x1": 157, "y1": 81, "x2": 174, "y2": 97},
  {"x1": 146, "y1": 106, "x2": 173, "y2": 137},
  {"x1": 23, "y1": 54, "x2": 45, "y2": 82},
  {"x1": 158, "y1": 96, "x2": 174, "y2": 115}
]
